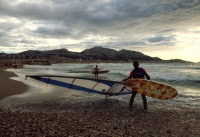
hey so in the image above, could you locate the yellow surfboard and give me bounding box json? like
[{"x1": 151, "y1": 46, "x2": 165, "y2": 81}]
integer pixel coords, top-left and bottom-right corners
[{"x1": 125, "y1": 79, "x2": 178, "y2": 100}]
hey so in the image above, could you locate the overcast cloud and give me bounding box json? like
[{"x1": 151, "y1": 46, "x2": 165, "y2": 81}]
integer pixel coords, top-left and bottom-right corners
[{"x1": 0, "y1": 0, "x2": 200, "y2": 62}]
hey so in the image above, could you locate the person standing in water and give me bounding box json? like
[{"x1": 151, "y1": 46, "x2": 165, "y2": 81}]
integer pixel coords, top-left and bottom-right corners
[
  {"x1": 93, "y1": 65, "x2": 100, "y2": 77},
  {"x1": 124, "y1": 61, "x2": 150, "y2": 110}
]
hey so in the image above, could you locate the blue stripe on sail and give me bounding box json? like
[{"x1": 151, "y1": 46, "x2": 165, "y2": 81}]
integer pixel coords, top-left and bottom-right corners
[
  {"x1": 40, "y1": 78, "x2": 71, "y2": 88},
  {"x1": 33, "y1": 76, "x2": 115, "y2": 87},
  {"x1": 40, "y1": 77, "x2": 50, "y2": 83},
  {"x1": 40, "y1": 78, "x2": 103, "y2": 94},
  {"x1": 32, "y1": 77, "x2": 131, "y2": 95}
]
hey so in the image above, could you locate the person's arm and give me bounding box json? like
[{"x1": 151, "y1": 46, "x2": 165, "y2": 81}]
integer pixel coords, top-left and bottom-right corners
[
  {"x1": 123, "y1": 71, "x2": 133, "y2": 81},
  {"x1": 145, "y1": 73, "x2": 150, "y2": 80},
  {"x1": 142, "y1": 69, "x2": 150, "y2": 80}
]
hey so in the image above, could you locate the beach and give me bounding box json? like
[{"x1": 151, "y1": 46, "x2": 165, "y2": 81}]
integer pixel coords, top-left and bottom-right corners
[
  {"x1": 0, "y1": 67, "x2": 29, "y2": 101},
  {"x1": 0, "y1": 67, "x2": 200, "y2": 136}
]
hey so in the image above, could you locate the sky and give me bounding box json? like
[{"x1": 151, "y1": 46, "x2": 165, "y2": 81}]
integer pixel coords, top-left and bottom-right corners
[{"x1": 0, "y1": 0, "x2": 200, "y2": 62}]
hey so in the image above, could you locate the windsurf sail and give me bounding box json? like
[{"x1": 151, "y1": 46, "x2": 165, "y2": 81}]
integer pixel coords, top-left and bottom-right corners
[{"x1": 26, "y1": 75, "x2": 131, "y2": 96}]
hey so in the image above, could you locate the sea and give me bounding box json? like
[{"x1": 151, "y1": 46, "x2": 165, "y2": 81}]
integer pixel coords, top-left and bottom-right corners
[{"x1": 1, "y1": 62, "x2": 200, "y2": 110}]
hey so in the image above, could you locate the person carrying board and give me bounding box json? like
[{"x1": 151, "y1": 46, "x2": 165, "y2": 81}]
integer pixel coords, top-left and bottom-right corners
[
  {"x1": 123, "y1": 60, "x2": 150, "y2": 110},
  {"x1": 93, "y1": 65, "x2": 100, "y2": 77}
]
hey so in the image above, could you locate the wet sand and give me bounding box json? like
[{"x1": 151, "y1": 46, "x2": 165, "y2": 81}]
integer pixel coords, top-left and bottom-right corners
[
  {"x1": 0, "y1": 67, "x2": 29, "y2": 101},
  {"x1": 0, "y1": 68, "x2": 199, "y2": 136}
]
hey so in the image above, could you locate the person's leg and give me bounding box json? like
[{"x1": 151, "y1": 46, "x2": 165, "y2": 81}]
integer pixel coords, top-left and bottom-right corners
[
  {"x1": 129, "y1": 91, "x2": 137, "y2": 107},
  {"x1": 141, "y1": 94, "x2": 147, "y2": 110}
]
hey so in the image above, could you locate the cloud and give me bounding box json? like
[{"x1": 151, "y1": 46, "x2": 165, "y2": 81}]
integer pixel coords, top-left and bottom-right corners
[
  {"x1": 33, "y1": 25, "x2": 88, "y2": 39},
  {"x1": 0, "y1": 31, "x2": 6, "y2": 37},
  {"x1": 146, "y1": 35, "x2": 175, "y2": 43},
  {"x1": 0, "y1": 0, "x2": 200, "y2": 61}
]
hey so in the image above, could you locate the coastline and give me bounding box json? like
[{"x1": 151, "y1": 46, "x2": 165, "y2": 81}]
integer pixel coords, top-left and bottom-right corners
[
  {"x1": 0, "y1": 67, "x2": 199, "y2": 136},
  {"x1": 0, "y1": 67, "x2": 29, "y2": 101}
]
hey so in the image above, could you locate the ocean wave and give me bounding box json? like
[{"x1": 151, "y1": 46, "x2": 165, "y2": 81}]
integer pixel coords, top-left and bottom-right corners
[
  {"x1": 153, "y1": 78, "x2": 200, "y2": 83},
  {"x1": 177, "y1": 93, "x2": 200, "y2": 99}
]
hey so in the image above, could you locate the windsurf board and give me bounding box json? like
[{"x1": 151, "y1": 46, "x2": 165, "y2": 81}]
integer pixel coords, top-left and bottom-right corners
[
  {"x1": 92, "y1": 70, "x2": 110, "y2": 74},
  {"x1": 69, "y1": 70, "x2": 109, "y2": 74}
]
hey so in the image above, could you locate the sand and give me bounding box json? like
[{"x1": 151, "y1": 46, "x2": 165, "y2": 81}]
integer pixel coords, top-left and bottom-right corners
[
  {"x1": 0, "y1": 68, "x2": 29, "y2": 101},
  {"x1": 0, "y1": 68, "x2": 199, "y2": 136}
]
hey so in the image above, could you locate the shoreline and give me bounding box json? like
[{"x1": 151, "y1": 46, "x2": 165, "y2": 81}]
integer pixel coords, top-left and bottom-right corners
[{"x1": 0, "y1": 67, "x2": 29, "y2": 101}]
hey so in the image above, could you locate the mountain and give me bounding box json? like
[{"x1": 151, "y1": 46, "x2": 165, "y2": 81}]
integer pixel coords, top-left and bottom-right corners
[
  {"x1": 0, "y1": 46, "x2": 193, "y2": 63},
  {"x1": 81, "y1": 46, "x2": 162, "y2": 61},
  {"x1": 19, "y1": 48, "x2": 86, "y2": 59},
  {"x1": 116, "y1": 49, "x2": 161, "y2": 61},
  {"x1": 19, "y1": 48, "x2": 69, "y2": 57},
  {"x1": 81, "y1": 46, "x2": 118, "y2": 60}
]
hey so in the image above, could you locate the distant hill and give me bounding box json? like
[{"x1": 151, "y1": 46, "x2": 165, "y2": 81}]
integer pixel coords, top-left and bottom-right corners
[
  {"x1": 81, "y1": 46, "x2": 161, "y2": 61},
  {"x1": 0, "y1": 46, "x2": 193, "y2": 63}
]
